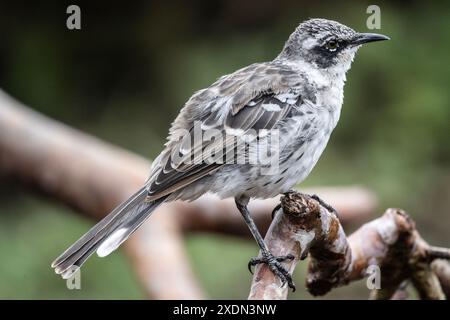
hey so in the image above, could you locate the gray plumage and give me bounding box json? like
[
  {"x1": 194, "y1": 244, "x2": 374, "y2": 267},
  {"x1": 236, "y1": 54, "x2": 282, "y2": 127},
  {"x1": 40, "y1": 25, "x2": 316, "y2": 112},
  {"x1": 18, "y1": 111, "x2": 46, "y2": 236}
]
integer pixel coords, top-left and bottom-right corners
[{"x1": 52, "y1": 18, "x2": 389, "y2": 282}]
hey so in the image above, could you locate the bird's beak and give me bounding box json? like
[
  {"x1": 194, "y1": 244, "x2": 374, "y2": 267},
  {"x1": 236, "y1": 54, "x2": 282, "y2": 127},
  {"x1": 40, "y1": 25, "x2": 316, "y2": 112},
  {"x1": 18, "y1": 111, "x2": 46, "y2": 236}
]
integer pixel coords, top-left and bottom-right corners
[{"x1": 351, "y1": 33, "x2": 390, "y2": 46}]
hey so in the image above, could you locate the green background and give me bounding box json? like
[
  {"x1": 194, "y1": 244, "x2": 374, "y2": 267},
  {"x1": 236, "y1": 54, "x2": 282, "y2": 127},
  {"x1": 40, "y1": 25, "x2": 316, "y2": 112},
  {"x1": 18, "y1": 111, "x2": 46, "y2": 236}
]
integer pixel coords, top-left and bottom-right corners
[{"x1": 0, "y1": 1, "x2": 449, "y2": 299}]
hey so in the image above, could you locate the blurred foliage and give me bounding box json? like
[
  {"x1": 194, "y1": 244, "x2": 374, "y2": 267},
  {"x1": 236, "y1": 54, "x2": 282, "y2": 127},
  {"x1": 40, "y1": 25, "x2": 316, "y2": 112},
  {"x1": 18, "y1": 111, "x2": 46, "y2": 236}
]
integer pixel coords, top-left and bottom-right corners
[{"x1": 0, "y1": 0, "x2": 448, "y2": 299}]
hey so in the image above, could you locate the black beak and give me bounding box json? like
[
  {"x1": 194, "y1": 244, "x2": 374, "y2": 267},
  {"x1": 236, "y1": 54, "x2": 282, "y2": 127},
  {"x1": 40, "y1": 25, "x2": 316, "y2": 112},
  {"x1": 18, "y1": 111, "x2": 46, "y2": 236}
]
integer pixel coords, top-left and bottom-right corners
[{"x1": 351, "y1": 33, "x2": 390, "y2": 46}]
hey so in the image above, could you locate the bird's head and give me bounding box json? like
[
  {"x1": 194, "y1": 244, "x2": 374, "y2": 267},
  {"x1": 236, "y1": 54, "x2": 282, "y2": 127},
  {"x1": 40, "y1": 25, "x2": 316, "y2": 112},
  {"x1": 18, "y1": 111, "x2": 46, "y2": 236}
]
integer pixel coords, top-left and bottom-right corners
[{"x1": 278, "y1": 18, "x2": 389, "y2": 74}]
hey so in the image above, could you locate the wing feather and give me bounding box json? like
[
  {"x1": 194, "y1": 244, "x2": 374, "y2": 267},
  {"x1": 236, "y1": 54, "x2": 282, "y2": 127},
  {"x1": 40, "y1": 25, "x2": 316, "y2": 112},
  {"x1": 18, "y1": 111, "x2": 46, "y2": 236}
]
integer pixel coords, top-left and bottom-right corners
[{"x1": 145, "y1": 62, "x2": 306, "y2": 200}]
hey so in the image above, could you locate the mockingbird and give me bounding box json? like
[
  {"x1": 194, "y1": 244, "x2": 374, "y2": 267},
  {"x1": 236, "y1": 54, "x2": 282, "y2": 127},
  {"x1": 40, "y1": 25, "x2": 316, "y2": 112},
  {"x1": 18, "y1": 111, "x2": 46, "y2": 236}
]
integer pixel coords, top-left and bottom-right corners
[{"x1": 52, "y1": 18, "x2": 389, "y2": 289}]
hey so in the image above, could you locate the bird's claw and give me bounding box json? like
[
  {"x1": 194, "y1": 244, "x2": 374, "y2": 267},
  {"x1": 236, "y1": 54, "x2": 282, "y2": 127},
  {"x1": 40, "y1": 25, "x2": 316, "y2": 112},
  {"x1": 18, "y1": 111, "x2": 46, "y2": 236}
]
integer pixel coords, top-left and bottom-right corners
[
  {"x1": 281, "y1": 190, "x2": 339, "y2": 219},
  {"x1": 272, "y1": 190, "x2": 297, "y2": 220},
  {"x1": 271, "y1": 203, "x2": 282, "y2": 220},
  {"x1": 283, "y1": 189, "x2": 297, "y2": 196},
  {"x1": 248, "y1": 253, "x2": 296, "y2": 291},
  {"x1": 309, "y1": 194, "x2": 340, "y2": 219}
]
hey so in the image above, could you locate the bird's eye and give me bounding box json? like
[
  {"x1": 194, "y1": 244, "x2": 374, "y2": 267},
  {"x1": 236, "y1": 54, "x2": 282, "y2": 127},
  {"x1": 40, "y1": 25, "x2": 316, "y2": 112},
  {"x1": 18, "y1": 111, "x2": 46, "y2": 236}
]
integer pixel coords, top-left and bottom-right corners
[{"x1": 325, "y1": 40, "x2": 339, "y2": 51}]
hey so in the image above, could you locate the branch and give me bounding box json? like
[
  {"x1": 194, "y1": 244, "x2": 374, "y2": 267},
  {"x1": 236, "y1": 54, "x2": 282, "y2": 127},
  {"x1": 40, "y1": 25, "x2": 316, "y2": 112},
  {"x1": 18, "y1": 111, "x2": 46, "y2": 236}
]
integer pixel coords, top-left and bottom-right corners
[
  {"x1": 432, "y1": 260, "x2": 450, "y2": 298},
  {"x1": 0, "y1": 90, "x2": 204, "y2": 299},
  {"x1": 0, "y1": 89, "x2": 378, "y2": 299},
  {"x1": 174, "y1": 186, "x2": 376, "y2": 237},
  {"x1": 249, "y1": 192, "x2": 450, "y2": 300}
]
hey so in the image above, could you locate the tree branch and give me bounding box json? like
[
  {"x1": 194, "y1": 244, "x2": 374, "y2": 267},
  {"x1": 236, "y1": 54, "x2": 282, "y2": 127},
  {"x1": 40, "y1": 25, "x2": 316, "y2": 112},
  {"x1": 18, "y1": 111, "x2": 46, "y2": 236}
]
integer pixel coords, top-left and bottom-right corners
[
  {"x1": 173, "y1": 186, "x2": 376, "y2": 237},
  {"x1": 432, "y1": 259, "x2": 450, "y2": 298},
  {"x1": 0, "y1": 90, "x2": 204, "y2": 299},
  {"x1": 0, "y1": 89, "x2": 378, "y2": 299},
  {"x1": 249, "y1": 192, "x2": 450, "y2": 300},
  {"x1": 4, "y1": 88, "x2": 447, "y2": 300}
]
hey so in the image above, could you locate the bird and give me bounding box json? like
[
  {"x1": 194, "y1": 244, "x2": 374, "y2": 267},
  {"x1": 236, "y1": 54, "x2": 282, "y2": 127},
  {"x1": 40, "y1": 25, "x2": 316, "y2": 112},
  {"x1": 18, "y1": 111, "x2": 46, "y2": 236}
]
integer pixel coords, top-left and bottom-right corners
[{"x1": 51, "y1": 18, "x2": 389, "y2": 289}]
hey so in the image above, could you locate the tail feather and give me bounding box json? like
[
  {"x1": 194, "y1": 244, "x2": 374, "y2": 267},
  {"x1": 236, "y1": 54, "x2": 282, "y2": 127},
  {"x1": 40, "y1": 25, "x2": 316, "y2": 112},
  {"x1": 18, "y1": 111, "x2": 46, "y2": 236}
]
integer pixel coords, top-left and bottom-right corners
[
  {"x1": 96, "y1": 201, "x2": 159, "y2": 257},
  {"x1": 51, "y1": 187, "x2": 166, "y2": 277},
  {"x1": 51, "y1": 187, "x2": 148, "y2": 268}
]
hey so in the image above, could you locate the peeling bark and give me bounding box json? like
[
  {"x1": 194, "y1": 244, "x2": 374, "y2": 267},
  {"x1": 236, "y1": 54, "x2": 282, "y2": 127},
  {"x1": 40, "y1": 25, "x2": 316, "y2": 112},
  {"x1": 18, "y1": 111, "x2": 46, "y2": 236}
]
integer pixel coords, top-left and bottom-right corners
[{"x1": 249, "y1": 193, "x2": 450, "y2": 300}]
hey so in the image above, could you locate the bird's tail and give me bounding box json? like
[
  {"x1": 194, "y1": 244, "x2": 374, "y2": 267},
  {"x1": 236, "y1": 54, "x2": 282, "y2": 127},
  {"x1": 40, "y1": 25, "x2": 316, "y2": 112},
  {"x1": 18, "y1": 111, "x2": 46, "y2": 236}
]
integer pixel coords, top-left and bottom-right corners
[{"x1": 51, "y1": 187, "x2": 166, "y2": 279}]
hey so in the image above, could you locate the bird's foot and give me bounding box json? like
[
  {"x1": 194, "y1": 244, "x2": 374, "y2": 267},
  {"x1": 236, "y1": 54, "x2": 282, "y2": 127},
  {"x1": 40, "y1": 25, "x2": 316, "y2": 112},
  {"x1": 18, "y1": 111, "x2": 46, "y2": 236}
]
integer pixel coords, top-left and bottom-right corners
[
  {"x1": 271, "y1": 203, "x2": 282, "y2": 220},
  {"x1": 248, "y1": 252, "x2": 296, "y2": 291},
  {"x1": 273, "y1": 189, "x2": 297, "y2": 219},
  {"x1": 309, "y1": 194, "x2": 339, "y2": 219},
  {"x1": 281, "y1": 190, "x2": 339, "y2": 219},
  {"x1": 282, "y1": 189, "x2": 297, "y2": 196}
]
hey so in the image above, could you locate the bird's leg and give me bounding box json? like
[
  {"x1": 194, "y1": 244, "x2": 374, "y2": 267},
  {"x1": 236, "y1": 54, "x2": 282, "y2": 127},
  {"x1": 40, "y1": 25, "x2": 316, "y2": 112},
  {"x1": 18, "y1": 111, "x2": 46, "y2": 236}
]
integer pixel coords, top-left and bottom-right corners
[{"x1": 235, "y1": 196, "x2": 295, "y2": 290}]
